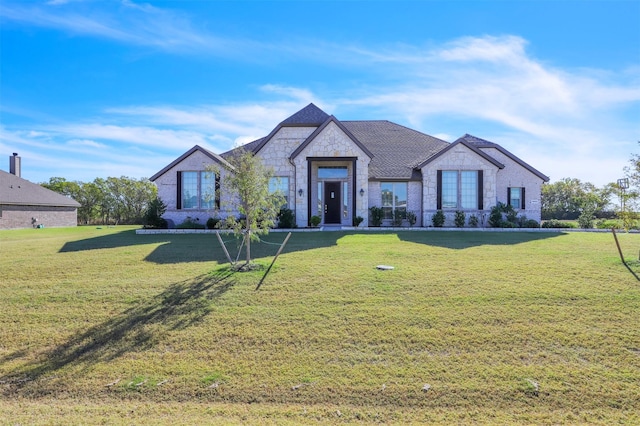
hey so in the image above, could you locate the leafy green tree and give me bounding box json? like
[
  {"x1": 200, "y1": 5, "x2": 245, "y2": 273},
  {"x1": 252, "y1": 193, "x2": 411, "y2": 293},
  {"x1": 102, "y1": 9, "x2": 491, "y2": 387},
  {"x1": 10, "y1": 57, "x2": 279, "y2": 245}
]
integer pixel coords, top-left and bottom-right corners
[
  {"x1": 220, "y1": 150, "x2": 284, "y2": 269},
  {"x1": 541, "y1": 178, "x2": 613, "y2": 220}
]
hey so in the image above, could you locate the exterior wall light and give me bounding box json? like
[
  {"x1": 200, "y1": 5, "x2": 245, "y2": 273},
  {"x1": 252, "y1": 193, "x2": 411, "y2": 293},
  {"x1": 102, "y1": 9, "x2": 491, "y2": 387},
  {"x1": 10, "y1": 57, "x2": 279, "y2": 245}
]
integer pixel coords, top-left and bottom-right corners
[
  {"x1": 298, "y1": 188, "x2": 304, "y2": 197},
  {"x1": 360, "y1": 188, "x2": 365, "y2": 196}
]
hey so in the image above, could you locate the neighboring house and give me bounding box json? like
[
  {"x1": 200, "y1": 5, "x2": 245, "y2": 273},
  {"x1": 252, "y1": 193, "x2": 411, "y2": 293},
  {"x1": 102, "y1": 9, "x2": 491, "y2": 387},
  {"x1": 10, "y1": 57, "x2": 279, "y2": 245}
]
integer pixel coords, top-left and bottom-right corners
[
  {"x1": 151, "y1": 104, "x2": 549, "y2": 228},
  {"x1": 0, "y1": 154, "x2": 81, "y2": 230}
]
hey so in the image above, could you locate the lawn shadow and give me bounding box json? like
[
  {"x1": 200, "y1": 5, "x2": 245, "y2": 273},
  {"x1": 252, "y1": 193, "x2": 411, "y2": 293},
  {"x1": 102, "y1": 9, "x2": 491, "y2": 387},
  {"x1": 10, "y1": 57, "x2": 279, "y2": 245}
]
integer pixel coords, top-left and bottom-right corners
[
  {"x1": 1, "y1": 269, "x2": 236, "y2": 396},
  {"x1": 59, "y1": 229, "x2": 345, "y2": 265},
  {"x1": 396, "y1": 230, "x2": 566, "y2": 249}
]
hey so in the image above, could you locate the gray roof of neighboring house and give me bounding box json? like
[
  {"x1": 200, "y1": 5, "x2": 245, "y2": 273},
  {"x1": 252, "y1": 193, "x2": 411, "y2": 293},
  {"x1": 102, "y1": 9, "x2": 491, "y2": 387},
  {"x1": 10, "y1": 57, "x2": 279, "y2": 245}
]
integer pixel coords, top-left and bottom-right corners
[
  {"x1": 0, "y1": 170, "x2": 81, "y2": 207},
  {"x1": 457, "y1": 134, "x2": 550, "y2": 182}
]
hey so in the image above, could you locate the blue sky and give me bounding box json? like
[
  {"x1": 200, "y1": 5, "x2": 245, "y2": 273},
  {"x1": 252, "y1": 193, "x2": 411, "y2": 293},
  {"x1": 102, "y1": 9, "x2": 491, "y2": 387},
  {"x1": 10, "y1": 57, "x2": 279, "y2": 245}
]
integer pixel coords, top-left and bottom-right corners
[{"x1": 1, "y1": 0, "x2": 639, "y2": 186}]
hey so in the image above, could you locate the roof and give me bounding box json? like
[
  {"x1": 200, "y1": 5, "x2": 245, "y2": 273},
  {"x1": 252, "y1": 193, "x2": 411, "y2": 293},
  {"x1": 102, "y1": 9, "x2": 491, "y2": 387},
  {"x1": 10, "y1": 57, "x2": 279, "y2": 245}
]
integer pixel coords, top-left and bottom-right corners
[
  {"x1": 342, "y1": 120, "x2": 449, "y2": 180},
  {"x1": 416, "y1": 138, "x2": 505, "y2": 170},
  {"x1": 219, "y1": 106, "x2": 548, "y2": 182},
  {"x1": 280, "y1": 103, "x2": 330, "y2": 126},
  {"x1": 150, "y1": 145, "x2": 235, "y2": 181},
  {"x1": 0, "y1": 170, "x2": 81, "y2": 207},
  {"x1": 457, "y1": 134, "x2": 550, "y2": 182}
]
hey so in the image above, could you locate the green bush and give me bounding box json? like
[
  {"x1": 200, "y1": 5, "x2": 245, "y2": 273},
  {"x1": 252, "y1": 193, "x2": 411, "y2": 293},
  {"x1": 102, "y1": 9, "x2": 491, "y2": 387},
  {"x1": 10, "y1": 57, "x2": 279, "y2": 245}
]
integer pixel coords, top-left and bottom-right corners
[
  {"x1": 277, "y1": 207, "x2": 296, "y2": 228},
  {"x1": 432, "y1": 210, "x2": 445, "y2": 227},
  {"x1": 143, "y1": 197, "x2": 168, "y2": 229},
  {"x1": 369, "y1": 206, "x2": 384, "y2": 227},
  {"x1": 310, "y1": 215, "x2": 321, "y2": 227},
  {"x1": 521, "y1": 219, "x2": 540, "y2": 228},
  {"x1": 577, "y1": 207, "x2": 596, "y2": 229},
  {"x1": 206, "y1": 217, "x2": 220, "y2": 229},
  {"x1": 354, "y1": 216, "x2": 364, "y2": 227},
  {"x1": 468, "y1": 214, "x2": 479, "y2": 228},
  {"x1": 596, "y1": 219, "x2": 623, "y2": 230},
  {"x1": 454, "y1": 210, "x2": 466, "y2": 228},
  {"x1": 488, "y1": 203, "x2": 505, "y2": 227},
  {"x1": 406, "y1": 211, "x2": 417, "y2": 227},
  {"x1": 392, "y1": 209, "x2": 405, "y2": 226},
  {"x1": 542, "y1": 219, "x2": 576, "y2": 229},
  {"x1": 176, "y1": 218, "x2": 205, "y2": 229}
]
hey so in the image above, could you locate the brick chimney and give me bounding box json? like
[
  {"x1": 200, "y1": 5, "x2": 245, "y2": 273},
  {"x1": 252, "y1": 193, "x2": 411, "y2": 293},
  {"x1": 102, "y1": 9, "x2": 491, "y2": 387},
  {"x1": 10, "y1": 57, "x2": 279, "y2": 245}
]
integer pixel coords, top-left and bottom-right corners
[{"x1": 9, "y1": 153, "x2": 21, "y2": 177}]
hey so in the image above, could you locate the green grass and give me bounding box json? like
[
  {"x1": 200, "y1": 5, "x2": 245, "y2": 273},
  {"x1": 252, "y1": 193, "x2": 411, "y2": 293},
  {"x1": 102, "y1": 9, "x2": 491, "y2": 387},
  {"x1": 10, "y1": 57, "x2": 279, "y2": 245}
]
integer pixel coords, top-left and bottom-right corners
[{"x1": 1, "y1": 226, "x2": 639, "y2": 424}]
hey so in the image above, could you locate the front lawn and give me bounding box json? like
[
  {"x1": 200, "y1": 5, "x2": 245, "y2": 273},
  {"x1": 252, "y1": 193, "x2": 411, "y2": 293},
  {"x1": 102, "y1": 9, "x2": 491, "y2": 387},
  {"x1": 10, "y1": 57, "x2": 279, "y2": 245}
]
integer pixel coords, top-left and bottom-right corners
[{"x1": 1, "y1": 227, "x2": 638, "y2": 424}]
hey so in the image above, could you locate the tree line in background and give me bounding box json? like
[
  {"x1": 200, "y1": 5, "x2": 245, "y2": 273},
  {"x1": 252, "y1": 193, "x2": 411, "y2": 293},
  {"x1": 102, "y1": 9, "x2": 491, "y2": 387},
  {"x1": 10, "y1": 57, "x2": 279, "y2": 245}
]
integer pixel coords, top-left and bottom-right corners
[{"x1": 41, "y1": 176, "x2": 157, "y2": 225}]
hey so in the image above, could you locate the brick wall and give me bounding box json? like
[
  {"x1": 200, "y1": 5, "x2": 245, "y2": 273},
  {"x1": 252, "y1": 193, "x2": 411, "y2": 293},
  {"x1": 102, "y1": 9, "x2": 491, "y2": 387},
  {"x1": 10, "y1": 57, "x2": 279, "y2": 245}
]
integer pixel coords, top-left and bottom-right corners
[{"x1": 0, "y1": 204, "x2": 77, "y2": 229}]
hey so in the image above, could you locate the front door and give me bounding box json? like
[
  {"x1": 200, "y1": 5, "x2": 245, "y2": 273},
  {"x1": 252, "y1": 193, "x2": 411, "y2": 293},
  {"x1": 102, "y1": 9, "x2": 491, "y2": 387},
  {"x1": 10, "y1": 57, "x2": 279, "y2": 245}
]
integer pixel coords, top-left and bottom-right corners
[{"x1": 324, "y1": 182, "x2": 342, "y2": 224}]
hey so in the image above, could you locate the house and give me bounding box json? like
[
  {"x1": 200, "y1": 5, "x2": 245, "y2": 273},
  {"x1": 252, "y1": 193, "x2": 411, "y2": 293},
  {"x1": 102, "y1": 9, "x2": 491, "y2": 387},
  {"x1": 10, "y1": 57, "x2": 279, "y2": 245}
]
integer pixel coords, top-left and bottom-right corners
[
  {"x1": 150, "y1": 104, "x2": 549, "y2": 228},
  {"x1": 0, "y1": 153, "x2": 81, "y2": 230}
]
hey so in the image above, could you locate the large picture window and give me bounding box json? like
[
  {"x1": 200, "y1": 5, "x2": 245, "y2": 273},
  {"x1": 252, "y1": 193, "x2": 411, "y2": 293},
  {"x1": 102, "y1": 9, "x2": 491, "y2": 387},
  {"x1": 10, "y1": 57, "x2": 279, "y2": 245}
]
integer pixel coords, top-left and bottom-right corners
[
  {"x1": 178, "y1": 171, "x2": 219, "y2": 210},
  {"x1": 437, "y1": 170, "x2": 483, "y2": 210},
  {"x1": 381, "y1": 182, "x2": 407, "y2": 219},
  {"x1": 269, "y1": 176, "x2": 290, "y2": 205}
]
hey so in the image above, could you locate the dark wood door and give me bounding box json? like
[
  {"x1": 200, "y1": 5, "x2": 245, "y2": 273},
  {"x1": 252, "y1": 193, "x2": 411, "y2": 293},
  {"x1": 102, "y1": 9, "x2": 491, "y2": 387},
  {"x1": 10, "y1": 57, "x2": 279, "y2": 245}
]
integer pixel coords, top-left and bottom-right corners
[{"x1": 324, "y1": 182, "x2": 341, "y2": 224}]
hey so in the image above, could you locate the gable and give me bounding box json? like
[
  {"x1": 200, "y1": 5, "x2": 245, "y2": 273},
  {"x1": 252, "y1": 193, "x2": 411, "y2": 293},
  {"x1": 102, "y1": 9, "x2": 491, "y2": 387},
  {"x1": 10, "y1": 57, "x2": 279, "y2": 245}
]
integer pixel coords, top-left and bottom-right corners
[
  {"x1": 290, "y1": 119, "x2": 374, "y2": 160},
  {"x1": 150, "y1": 145, "x2": 234, "y2": 182}
]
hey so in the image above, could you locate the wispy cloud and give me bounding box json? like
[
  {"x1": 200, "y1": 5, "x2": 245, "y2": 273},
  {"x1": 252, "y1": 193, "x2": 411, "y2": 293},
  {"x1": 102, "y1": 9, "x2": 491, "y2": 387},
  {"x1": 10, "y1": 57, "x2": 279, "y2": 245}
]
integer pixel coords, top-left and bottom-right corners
[{"x1": 0, "y1": 0, "x2": 227, "y2": 53}]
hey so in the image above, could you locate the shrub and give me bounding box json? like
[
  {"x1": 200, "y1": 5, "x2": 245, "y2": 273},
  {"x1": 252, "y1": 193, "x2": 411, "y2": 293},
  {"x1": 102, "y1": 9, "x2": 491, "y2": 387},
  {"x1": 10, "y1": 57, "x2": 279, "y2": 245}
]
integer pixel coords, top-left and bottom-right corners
[
  {"x1": 488, "y1": 203, "x2": 505, "y2": 227},
  {"x1": 310, "y1": 215, "x2": 321, "y2": 227},
  {"x1": 206, "y1": 217, "x2": 220, "y2": 229},
  {"x1": 369, "y1": 206, "x2": 384, "y2": 227},
  {"x1": 392, "y1": 209, "x2": 405, "y2": 226},
  {"x1": 176, "y1": 218, "x2": 205, "y2": 229},
  {"x1": 454, "y1": 210, "x2": 466, "y2": 228},
  {"x1": 406, "y1": 211, "x2": 417, "y2": 227},
  {"x1": 577, "y1": 207, "x2": 596, "y2": 229},
  {"x1": 432, "y1": 210, "x2": 445, "y2": 227},
  {"x1": 596, "y1": 219, "x2": 623, "y2": 230},
  {"x1": 521, "y1": 219, "x2": 540, "y2": 228},
  {"x1": 468, "y1": 214, "x2": 479, "y2": 228},
  {"x1": 143, "y1": 197, "x2": 168, "y2": 229},
  {"x1": 542, "y1": 219, "x2": 576, "y2": 229},
  {"x1": 354, "y1": 216, "x2": 364, "y2": 227},
  {"x1": 277, "y1": 207, "x2": 296, "y2": 228}
]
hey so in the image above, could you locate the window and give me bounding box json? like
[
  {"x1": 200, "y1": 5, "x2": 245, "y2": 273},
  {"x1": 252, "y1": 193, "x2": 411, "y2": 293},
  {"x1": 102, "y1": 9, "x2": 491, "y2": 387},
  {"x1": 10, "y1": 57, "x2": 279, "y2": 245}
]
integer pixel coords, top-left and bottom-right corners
[
  {"x1": 381, "y1": 182, "x2": 407, "y2": 219},
  {"x1": 318, "y1": 166, "x2": 348, "y2": 179},
  {"x1": 269, "y1": 177, "x2": 289, "y2": 205},
  {"x1": 437, "y1": 170, "x2": 483, "y2": 210},
  {"x1": 508, "y1": 187, "x2": 525, "y2": 210},
  {"x1": 178, "y1": 171, "x2": 219, "y2": 210}
]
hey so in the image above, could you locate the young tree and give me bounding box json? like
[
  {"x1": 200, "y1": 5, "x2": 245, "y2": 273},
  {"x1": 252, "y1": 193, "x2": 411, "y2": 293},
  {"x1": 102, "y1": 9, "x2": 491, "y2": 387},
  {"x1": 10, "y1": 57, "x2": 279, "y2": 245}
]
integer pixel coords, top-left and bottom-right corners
[{"x1": 221, "y1": 150, "x2": 284, "y2": 270}]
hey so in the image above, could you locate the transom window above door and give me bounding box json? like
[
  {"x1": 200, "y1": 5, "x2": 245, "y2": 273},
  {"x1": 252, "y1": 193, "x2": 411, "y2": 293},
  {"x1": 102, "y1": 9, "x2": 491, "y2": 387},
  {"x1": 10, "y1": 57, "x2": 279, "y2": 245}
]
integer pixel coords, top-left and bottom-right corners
[{"x1": 318, "y1": 166, "x2": 348, "y2": 179}]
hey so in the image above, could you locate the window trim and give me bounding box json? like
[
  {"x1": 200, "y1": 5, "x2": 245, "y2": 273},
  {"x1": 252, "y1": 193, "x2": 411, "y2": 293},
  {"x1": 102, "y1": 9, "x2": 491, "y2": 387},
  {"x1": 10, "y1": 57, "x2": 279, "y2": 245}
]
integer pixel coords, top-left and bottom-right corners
[
  {"x1": 508, "y1": 187, "x2": 526, "y2": 210},
  {"x1": 437, "y1": 170, "x2": 483, "y2": 210},
  {"x1": 177, "y1": 170, "x2": 220, "y2": 210},
  {"x1": 381, "y1": 181, "x2": 408, "y2": 219}
]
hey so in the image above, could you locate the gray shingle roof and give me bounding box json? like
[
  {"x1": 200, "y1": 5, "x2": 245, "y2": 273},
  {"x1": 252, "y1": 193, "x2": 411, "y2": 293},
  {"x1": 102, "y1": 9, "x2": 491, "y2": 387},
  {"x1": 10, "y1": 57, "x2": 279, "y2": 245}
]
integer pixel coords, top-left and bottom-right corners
[
  {"x1": 456, "y1": 134, "x2": 550, "y2": 181},
  {"x1": 0, "y1": 170, "x2": 81, "y2": 207},
  {"x1": 280, "y1": 103, "x2": 330, "y2": 126},
  {"x1": 342, "y1": 121, "x2": 449, "y2": 180}
]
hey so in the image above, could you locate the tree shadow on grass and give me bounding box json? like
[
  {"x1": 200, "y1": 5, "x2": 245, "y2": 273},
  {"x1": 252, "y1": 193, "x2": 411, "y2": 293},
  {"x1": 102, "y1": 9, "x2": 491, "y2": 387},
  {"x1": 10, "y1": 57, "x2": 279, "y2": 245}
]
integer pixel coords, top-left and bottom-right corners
[
  {"x1": 396, "y1": 230, "x2": 566, "y2": 250},
  {"x1": 60, "y1": 229, "x2": 344, "y2": 264},
  {"x1": 0, "y1": 269, "x2": 236, "y2": 396}
]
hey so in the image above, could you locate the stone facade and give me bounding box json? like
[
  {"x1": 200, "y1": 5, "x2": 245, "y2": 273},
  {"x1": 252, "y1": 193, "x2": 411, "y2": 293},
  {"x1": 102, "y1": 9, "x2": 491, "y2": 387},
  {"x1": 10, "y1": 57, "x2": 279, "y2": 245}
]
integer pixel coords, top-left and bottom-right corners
[
  {"x1": 421, "y1": 144, "x2": 500, "y2": 227},
  {"x1": 0, "y1": 204, "x2": 77, "y2": 229},
  {"x1": 150, "y1": 105, "x2": 547, "y2": 229},
  {"x1": 154, "y1": 150, "x2": 235, "y2": 226}
]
